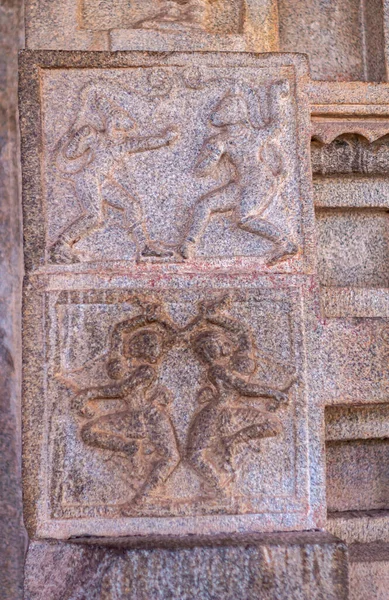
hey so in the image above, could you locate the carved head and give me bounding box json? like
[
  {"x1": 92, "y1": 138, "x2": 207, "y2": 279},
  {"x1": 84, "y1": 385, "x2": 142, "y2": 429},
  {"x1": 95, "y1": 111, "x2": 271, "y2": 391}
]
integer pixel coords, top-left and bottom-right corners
[
  {"x1": 192, "y1": 329, "x2": 257, "y2": 376},
  {"x1": 192, "y1": 330, "x2": 234, "y2": 365},
  {"x1": 211, "y1": 95, "x2": 249, "y2": 127},
  {"x1": 64, "y1": 125, "x2": 98, "y2": 160},
  {"x1": 126, "y1": 329, "x2": 163, "y2": 364}
]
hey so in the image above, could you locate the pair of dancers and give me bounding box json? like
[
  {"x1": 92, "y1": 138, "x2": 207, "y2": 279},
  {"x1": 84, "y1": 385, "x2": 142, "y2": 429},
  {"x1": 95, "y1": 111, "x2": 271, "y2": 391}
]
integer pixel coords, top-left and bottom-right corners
[{"x1": 72, "y1": 298, "x2": 294, "y2": 513}]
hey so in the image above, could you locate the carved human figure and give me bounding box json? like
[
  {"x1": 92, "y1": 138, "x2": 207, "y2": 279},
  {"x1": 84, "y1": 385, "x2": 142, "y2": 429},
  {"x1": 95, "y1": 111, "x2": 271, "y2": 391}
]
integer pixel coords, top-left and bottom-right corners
[
  {"x1": 179, "y1": 82, "x2": 298, "y2": 265},
  {"x1": 51, "y1": 86, "x2": 178, "y2": 263},
  {"x1": 135, "y1": 0, "x2": 207, "y2": 31},
  {"x1": 72, "y1": 307, "x2": 180, "y2": 512},
  {"x1": 186, "y1": 301, "x2": 294, "y2": 496}
]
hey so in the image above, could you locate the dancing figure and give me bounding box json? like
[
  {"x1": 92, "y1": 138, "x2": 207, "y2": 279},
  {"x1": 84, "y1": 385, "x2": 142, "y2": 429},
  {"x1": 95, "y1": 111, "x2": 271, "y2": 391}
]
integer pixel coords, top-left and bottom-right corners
[
  {"x1": 73, "y1": 306, "x2": 180, "y2": 511},
  {"x1": 186, "y1": 300, "x2": 295, "y2": 495}
]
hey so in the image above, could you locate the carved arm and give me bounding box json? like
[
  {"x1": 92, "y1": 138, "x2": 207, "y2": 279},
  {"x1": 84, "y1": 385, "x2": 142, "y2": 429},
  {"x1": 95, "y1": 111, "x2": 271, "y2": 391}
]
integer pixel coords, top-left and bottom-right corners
[
  {"x1": 210, "y1": 365, "x2": 291, "y2": 409},
  {"x1": 117, "y1": 127, "x2": 178, "y2": 155},
  {"x1": 194, "y1": 139, "x2": 224, "y2": 176}
]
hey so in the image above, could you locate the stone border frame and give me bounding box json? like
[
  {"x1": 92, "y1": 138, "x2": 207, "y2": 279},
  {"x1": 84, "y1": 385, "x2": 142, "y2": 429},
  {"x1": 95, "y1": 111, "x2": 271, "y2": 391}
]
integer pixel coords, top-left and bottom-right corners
[{"x1": 19, "y1": 50, "x2": 315, "y2": 275}]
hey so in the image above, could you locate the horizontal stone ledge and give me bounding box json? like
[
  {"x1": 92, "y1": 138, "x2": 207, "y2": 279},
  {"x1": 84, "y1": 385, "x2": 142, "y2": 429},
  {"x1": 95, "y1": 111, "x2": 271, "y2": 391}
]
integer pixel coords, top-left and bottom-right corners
[
  {"x1": 65, "y1": 530, "x2": 341, "y2": 550},
  {"x1": 327, "y1": 510, "x2": 389, "y2": 545},
  {"x1": 314, "y1": 178, "x2": 389, "y2": 208},
  {"x1": 24, "y1": 532, "x2": 349, "y2": 600}
]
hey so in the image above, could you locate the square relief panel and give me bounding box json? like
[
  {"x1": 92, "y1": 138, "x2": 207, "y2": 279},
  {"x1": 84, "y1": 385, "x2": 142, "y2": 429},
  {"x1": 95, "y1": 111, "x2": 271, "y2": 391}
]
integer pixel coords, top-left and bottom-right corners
[
  {"x1": 28, "y1": 284, "x2": 319, "y2": 538},
  {"x1": 21, "y1": 52, "x2": 313, "y2": 274}
]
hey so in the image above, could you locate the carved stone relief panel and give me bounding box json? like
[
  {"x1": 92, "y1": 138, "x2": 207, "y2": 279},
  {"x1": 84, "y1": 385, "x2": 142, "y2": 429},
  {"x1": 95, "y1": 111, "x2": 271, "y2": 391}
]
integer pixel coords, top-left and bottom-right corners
[
  {"x1": 23, "y1": 277, "x2": 322, "y2": 539},
  {"x1": 20, "y1": 53, "x2": 323, "y2": 541},
  {"x1": 20, "y1": 52, "x2": 314, "y2": 274}
]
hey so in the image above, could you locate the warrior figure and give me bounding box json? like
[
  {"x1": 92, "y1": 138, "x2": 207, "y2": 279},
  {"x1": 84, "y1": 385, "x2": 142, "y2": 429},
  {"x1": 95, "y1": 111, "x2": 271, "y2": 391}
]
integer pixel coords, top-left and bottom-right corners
[
  {"x1": 51, "y1": 86, "x2": 178, "y2": 263},
  {"x1": 180, "y1": 82, "x2": 298, "y2": 265}
]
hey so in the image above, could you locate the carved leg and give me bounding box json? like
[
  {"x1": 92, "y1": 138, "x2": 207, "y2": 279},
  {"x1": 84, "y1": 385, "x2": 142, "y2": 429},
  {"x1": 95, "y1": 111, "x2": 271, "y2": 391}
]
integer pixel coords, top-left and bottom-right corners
[
  {"x1": 101, "y1": 178, "x2": 174, "y2": 259},
  {"x1": 186, "y1": 448, "x2": 232, "y2": 496},
  {"x1": 80, "y1": 417, "x2": 140, "y2": 457},
  {"x1": 180, "y1": 182, "x2": 239, "y2": 259},
  {"x1": 49, "y1": 175, "x2": 102, "y2": 263},
  {"x1": 237, "y1": 186, "x2": 298, "y2": 266},
  {"x1": 121, "y1": 452, "x2": 179, "y2": 515}
]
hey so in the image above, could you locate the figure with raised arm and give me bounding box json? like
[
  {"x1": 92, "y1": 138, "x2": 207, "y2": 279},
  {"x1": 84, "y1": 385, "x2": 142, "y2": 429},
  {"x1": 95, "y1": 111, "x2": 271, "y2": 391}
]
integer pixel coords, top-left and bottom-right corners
[
  {"x1": 186, "y1": 298, "x2": 295, "y2": 496},
  {"x1": 51, "y1": 86, "x2": 178, "y2": 263},
  {"x1": 179, "y1": 82, "x2": 298, "y2": 265},
  {"x1": 72, "y1": 304, "x2": 180, "y2": 512}
]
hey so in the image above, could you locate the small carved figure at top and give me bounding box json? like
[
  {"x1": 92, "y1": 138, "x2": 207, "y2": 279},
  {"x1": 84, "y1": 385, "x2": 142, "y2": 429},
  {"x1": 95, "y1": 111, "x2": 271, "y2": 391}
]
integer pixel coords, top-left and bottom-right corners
[
  {"x1": 185, "y1": 297, "x2": 295, "y2": 496},
  {"x1": 50, "y1": 86, "x2": 179, "y2": 264},
  {"x1": 179, "y1": 82, "x2": 298, "y2": 265},
  {"x1": 135, "y1": 0, "x2": 208, "y2": 32},
  {"x1": 72, "y1": 304, "x2": 180, "y2": 512}
]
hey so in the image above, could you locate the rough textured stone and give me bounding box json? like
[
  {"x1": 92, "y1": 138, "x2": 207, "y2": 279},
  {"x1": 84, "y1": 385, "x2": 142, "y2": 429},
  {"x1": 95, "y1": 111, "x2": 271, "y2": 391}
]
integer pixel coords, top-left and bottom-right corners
[
  {"x1": 327, "y1": 440, "x2": 389, "y2": 512},
  {"x1": 0, "y1": 0, "x2": 27, "y2": 598},
  {"x1": 13, "y1": 2, "x2": 389, "y2": 598},
  {"x1": 279, "y1": 0, "x2": 386, "y2": 82},
  {"x1": 348, "y1": 543, "x2": 389, "y2": 600},
  {"x1": 24, "y1": 533, "x2": 349, "y2": 600},
  {"x1": 19, "y1": 50, "x2": 325, "y2": 541}
]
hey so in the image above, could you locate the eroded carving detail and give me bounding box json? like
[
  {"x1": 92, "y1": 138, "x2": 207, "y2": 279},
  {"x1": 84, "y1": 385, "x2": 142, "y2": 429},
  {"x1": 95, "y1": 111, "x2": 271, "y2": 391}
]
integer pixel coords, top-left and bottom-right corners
[
  {"x1": 67, "y1": 295, "x2": 295, "y2": 513},
  {"x1": 134, "y1": 0, "x2": 208, "y2": 31},
  {"x1": 45, "y1": 68, "x2": 303, "y2": 266}
]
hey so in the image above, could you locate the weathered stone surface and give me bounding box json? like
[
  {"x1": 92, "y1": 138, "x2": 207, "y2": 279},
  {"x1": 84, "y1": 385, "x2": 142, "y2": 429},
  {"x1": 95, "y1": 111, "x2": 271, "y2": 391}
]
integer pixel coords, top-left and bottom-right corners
[
  {"x1": 317, "y1": 208, "x2": 389, "y2": 288},
  {"x1": 24, "y1": 533, "x2": 349, "y2": 600},
  {"x1": 328, "y1": 511, "x2": 389, "y2": 545},
  {"x1": 327, "y1": 440, "x2": 389, "y2": 512},
  {"x1": 310, "y1": 318, "x2": 389, "y2": 405},
  {"x1": 326, "y1": 403, "x2": 389, "y2": 442},
  {"x1": 25, "y1": 0, "x2": 279, "y2": 53},
  {"x1": 279, "y1": 0, "x2": 386, "y2": 82},
  {"x1": 20, "y1": 51, "x2": 314, "y2": 272},
  {"x1": 348, "y1": 543, "x2": 389, "y2": 600},
  {"x1": 20, "y1": 51, "x2": 324, "y2": 541},
  {"x1": 23, "y1": 279, "x2": 323, "y2": 539},
  {"x1": 0, "y1": 0, "x2": 26, "y2": 598}
]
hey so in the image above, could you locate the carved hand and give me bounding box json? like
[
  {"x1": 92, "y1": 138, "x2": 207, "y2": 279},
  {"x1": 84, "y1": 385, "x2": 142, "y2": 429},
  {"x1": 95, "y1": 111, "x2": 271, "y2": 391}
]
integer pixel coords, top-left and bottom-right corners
[{"x1": 128, "y1": 364, "x2": 156, "y2": 389}]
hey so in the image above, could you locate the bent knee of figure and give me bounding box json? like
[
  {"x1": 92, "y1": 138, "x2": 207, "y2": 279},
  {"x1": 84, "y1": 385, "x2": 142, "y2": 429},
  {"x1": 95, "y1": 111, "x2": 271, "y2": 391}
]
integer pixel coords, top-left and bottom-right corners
[{"x1": 192, "y1": 195, "x2": 217, "y2": 221}]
